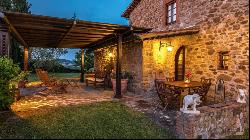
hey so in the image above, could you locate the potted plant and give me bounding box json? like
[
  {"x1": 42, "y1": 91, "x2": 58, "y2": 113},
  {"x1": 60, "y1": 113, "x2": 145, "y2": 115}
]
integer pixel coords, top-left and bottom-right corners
[
  {"x1": 11, "y1": 71, "x2": 29, "y2": 101},
  {"x1": 111, "y1": 70, "x2": 130, "y2": 95}
]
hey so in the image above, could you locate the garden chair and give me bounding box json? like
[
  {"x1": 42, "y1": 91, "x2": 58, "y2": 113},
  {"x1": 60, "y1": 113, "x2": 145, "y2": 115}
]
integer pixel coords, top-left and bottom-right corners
[
  {"x1": 166, "y1": 77, "x2": 175, "y2": 82},
  {"x1": 36, "y1": 69, "x2": 68, "y2": 94},
  {"x1": 154, "y1": 80, "x2": 182, "y2": 112},
  {"x1": 85, "y1": 70, "x2": 105, "y2": 89},
  {"x1": 201, "y1": 78, "x2": 212, "y2": 84},
  {"x1": 189, "y1": 79, "x2": 212, "y2": 105},
  {"x1": 154, "y1": 70, "x2": 166, "y2": 81}
]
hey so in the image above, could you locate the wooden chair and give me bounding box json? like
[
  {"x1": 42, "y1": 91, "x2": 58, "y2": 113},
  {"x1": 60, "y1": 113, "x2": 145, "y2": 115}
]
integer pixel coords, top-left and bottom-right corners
[
  {"x1": 154, "y1": 70, "x2": 166, "y2": 81},
  {"x1": 189, "y1": 79, "x2": 212, "y2": 105},
  {"x1": 85, "y1": 71, "x2": 105, "y2": 89},
  {"x1": 201, "y1": 78, "x2": 212, "y2": 84},
  {"x1": 35, "y1": 69, "x2": 67, "y2": 94},
  {"x1": 154, "y1": 80, "x2": 182, "y2": 111},
  {"x1": 37, "y1": 70, "x2": 57, "y2": 86},
  {"x1": 166, "y1": 77, "x2": 175, "y2": 82}
]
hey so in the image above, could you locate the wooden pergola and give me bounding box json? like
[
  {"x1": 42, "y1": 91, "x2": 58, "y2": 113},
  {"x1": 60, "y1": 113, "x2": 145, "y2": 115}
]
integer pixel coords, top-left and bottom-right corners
[{"x1": 0, "y1": 11, "x2": 149, "y2": 98}]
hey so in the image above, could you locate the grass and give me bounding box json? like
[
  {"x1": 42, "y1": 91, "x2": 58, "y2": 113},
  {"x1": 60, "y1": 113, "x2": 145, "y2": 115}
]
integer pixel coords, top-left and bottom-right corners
[
  {"x1": 0, "y1": 101, "x2": 173, "y2": 139},
  {"x1": 28, "y1": 73, "x2": 80, "y2": 82}
]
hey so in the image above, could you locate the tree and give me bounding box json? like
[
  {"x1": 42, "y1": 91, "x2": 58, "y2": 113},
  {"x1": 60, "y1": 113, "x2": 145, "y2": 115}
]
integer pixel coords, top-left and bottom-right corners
[
  {"x1": 0, "y1": 0, "x2": 31, "y2": 13},
  {"x1": 74, "y1": 49, "x2": 94, "y2": 72},
  {"x1": 30, "y1": 48, "x2": 68, "y2": 61},
  {"x1": 29, "y1": 48, "x2": 68, "y2": 72}
]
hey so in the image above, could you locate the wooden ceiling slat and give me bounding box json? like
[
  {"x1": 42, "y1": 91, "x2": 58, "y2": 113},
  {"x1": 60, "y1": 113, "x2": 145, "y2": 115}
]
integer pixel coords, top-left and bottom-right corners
[
  {"x1": 16, "y1": 28, "x2": 66, "y2": 34},
  {"x1": 70, "y1": 30, "x2": 111, "y2": 35},
  {"x1": 66, "y1": 34, "x2": 105, "y2": 38},
  {"x1": 74, "y1": 25, "x2": 118, "y2": 32},
  {"x1": 14, "y1": 24, "x2": 69, "y2": 32},
  {"x1": 71, "y1": 29, "x2": 114, "y2": 34},
  {"x1": 10, "y1": 21, "x2": 72, "y2": 28},
  {"x1": 65, "y1": 39, "x2": 97, "y2": 42}
]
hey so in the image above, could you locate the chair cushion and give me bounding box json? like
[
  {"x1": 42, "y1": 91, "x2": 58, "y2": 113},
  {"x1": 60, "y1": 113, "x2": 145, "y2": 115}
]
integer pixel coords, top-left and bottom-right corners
[{"x1": 86, "y1": 77, "x2": 104, "y2": 82}]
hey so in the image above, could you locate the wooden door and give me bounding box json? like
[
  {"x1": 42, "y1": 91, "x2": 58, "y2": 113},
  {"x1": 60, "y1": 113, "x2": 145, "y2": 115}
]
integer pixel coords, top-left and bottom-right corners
[{"x1": 175, "y1": 46, "x2": 185, "y2": 81}]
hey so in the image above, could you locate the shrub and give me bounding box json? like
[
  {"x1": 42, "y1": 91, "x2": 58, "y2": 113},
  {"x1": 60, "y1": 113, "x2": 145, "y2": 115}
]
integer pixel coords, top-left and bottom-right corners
[{"x1": 0, "y1": 57, "x2": 25, "y2": 110}]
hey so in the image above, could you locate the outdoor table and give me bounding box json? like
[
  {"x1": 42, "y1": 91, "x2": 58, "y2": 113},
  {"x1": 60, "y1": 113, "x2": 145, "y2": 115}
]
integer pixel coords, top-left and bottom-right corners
[
  {"x1": 63, "y1": 78, "x2": 80, "y2": 88},
  {"x1": 165, "y1": 81, "x2": 203, "y2": 93},
  {"x1": 164, "y1": 81, "x2": 203, "y2": 106}
]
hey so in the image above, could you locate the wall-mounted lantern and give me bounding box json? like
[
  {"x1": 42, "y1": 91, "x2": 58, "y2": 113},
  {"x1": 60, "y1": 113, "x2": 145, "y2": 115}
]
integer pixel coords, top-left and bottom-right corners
[
  {"x1": 108, "y1": 52, "x2": 113, "y2": 57},
  {"x1": 159, "y1": 41, "x2": 174, "y2": 52}
]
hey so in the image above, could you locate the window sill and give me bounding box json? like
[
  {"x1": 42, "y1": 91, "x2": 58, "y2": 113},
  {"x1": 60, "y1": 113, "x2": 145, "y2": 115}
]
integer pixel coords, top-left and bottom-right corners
[
  {"x1": 166, "y1": 21, "x2": 177, "y2": 26},
  {"x1": 217, "y1": 68, "x2": 228, "y2": 70}
]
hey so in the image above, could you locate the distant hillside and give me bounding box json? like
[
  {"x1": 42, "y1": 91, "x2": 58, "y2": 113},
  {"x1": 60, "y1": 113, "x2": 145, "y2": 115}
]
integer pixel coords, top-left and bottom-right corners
[{"x1": 58, "y1": 59, "x2": 76, "y2": 66}]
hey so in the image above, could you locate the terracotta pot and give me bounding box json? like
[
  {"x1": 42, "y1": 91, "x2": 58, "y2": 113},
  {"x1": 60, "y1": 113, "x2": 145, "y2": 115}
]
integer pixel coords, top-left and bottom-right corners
[
  {"x1": 111, "y1": 79, "x2": 128, "y2": 95},
  {"x1": 15, "y1": 90, "x2": 21, "y2": 101},
  {"x1": 18, "y1": 80, "x2": 27, "y2": 88}
]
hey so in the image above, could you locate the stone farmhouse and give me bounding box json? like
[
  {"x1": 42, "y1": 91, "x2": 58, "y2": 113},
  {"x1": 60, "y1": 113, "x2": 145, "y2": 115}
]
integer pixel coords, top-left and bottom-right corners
[{"x1": 94, "y1": 0, "x2": 249, "y2": 100}]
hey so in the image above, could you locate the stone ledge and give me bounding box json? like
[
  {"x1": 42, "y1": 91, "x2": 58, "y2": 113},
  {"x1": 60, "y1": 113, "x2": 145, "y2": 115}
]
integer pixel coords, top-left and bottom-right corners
[{"x1": 176, "y1": 101, "x2": 248, "y2": 139}]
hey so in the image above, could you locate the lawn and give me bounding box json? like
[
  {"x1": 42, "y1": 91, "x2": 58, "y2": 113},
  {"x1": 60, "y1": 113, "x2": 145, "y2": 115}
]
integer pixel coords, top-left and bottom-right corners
[
  {"x1": 28, "y1": 73, "x2": 80, "y2": 82},
  {"x1": 0, "y1": 101, "x2": 173, "y2": 139}
]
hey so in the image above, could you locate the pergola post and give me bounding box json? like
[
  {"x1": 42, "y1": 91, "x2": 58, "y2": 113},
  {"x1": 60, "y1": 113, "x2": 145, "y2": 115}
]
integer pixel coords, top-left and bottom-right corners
[
  {"x1": 24, "y1": 46, "x2": 29, "y2": 71},
  {"x1": 80, "y1": 48, "x2": 85, "y2": 82},
  {"x1": 114, "y1": 34, "x2": 122, "y2": 98}
]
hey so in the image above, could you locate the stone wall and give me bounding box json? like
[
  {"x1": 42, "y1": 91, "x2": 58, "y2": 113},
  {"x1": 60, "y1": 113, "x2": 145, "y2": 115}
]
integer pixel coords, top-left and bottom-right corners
[
  {"x1": 94, "y1": 41, "x2": 143, "y2": 93},
  {"x1": 176, "y1": 102, "x2": 248, "y2": 139},
  {"x1": 141, "y1": 35, "x2": 195, "y2": 94},
  {"x1": 128, "y1": 0, "x2": 249, "y2": 100}
]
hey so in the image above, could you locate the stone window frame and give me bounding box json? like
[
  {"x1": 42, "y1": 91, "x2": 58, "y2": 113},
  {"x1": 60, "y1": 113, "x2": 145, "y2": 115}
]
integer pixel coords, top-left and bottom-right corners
[
  {"x1": 165, "y1": 0, "x2": 180, "y2": 26},
  {"x1": 218, "y1": 51, "x2": 229, "y2": 70}
]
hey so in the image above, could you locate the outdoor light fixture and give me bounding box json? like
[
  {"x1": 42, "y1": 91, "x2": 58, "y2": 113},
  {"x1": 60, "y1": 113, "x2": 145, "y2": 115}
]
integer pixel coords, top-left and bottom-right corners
[
  {"x1": 108, "y1": 52, "x2": 113, "y2": 57},
  {"x1": 159, "y1": 41, "x2": 174, "y2": 52}
]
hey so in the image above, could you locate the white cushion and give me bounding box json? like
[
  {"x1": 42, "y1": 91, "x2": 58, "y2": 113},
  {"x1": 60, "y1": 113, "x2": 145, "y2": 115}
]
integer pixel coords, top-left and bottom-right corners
[{"x1": 86, "y1": 77, "x2": 104, "y2": 82}]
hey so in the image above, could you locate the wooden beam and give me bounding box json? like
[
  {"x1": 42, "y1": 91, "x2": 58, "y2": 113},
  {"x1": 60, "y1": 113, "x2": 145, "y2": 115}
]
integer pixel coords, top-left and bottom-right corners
[
  {"x1": 114, "y1": 34, "x2": 122, "y2": 98},
  {"x1": 57, "y1": 20, "x2": 76, "y2": 48},
  {"x1": 80, "y1": 49, "x2": 85, "y2": 82},
  {"x1": 24, "y1": 46, "x2": 29, "y2": 71},
  {"x1": 0, "y1": 12, "x2": 28, "y2": 47}
]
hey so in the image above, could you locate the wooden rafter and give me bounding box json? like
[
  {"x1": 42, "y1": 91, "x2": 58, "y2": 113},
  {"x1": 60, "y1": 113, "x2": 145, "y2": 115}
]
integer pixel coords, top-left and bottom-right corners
[{"x1": 56, "y1": 20, "x2": 77, "y2": 48}]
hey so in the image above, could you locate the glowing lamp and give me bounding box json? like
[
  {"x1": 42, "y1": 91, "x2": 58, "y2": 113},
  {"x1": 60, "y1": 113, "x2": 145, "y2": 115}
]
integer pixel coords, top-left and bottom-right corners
[
  {"x1": 108, "y1": 52, "x2": 113, "y2": 57},
  {"x1": 159, "y1": 41, "x2": 174, "y2": 52}
]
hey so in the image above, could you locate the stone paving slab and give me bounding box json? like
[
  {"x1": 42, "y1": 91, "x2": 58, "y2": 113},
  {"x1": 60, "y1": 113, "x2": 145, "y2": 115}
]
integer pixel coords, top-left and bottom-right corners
[{"x1": 11, "y1": 84, "x2": 114, "y2": 113}]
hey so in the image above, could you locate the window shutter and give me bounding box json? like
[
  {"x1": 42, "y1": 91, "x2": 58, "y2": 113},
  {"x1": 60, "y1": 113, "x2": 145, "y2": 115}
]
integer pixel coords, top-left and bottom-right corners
[{"x1": 0, "y1": 31, "x2": 9, "y2": 56}]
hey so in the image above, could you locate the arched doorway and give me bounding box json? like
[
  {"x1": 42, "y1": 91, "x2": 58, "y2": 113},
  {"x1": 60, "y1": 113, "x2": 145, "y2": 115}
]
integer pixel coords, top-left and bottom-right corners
[{"x1": 175, "y1": 46, "x2": 185, "y2": 81}]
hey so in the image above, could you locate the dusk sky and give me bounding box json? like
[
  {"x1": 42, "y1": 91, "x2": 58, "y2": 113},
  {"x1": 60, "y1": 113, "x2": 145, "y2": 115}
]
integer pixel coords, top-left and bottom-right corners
[{"x1": 28, "y1": 0, "x2": 132, "y2": 60}]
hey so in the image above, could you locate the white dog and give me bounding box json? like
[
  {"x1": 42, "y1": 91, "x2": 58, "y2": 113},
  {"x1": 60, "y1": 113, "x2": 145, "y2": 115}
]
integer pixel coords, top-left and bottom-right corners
[{"x1": 181, "y1": 94, "x2": 202, "y2": 112}]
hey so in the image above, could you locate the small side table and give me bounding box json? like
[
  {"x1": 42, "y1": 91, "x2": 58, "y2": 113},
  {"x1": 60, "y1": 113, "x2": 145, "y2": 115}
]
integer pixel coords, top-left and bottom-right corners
[{"x1": 63, "y1": 78, "x2": 80, "y2": 88}]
